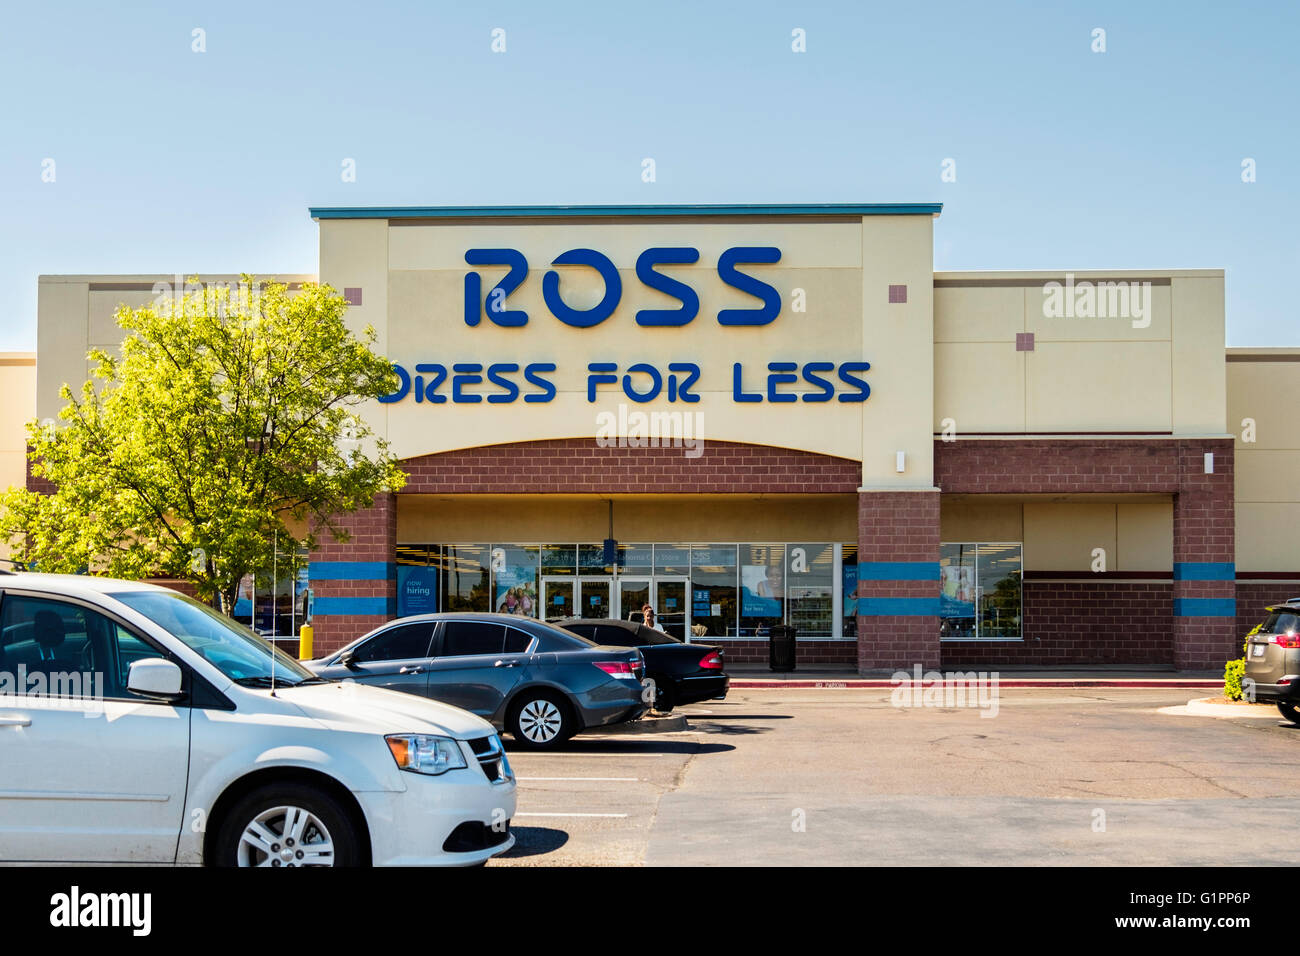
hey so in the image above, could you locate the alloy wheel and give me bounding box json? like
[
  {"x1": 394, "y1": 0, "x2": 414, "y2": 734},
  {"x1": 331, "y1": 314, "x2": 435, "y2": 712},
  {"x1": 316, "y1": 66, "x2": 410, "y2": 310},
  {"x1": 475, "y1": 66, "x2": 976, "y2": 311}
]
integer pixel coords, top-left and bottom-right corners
[
  {"x1": 518, "y1": 698, "x2": 563, "y2": 743},
  {"x1": 236, "y1": 805, "x2": 336, "y2": 867}
]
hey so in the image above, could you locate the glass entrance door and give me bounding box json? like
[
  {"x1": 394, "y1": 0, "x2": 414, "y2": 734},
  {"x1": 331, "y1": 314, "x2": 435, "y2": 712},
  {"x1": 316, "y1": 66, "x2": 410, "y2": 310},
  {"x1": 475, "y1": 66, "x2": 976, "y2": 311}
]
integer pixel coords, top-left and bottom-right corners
[
  {"x1": 617, "y1": 578, "x2": 650, "y2": 624},
  {"x1": 655, "y1": 577, "x2": 690, "y2": 641},
  {"x1": 541, "y1": 577, "x2": 575, "y2": 621},
  {"x1": 577, "y1": 577, "x2": 612, "y2": 619}
]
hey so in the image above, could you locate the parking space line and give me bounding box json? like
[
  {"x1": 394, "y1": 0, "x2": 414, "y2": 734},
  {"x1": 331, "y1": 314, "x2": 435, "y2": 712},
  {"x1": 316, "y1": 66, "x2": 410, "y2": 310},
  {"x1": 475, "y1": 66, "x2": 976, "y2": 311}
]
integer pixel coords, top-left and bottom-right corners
[
  {"x1": 515, "y1": 812, "x2": 629, "y2": 818},
  {"x1": 508, "y1": 752, "x2": 666, "y2": 757},
  {"x1": 517, "y1": 777, "x2": 641, "y2": 781}
]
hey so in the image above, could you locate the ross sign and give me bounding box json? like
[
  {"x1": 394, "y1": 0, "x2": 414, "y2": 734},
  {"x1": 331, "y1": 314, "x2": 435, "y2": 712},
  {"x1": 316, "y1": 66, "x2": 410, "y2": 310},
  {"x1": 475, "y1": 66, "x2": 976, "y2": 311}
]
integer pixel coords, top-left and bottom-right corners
[
  {"x1": 380, "y1": 360, "x2": 871, "y2": 405},
  {"x1": 377, "y1": 243, "x2": 875, "y2": 407},
  {"x1": 463, "y1": 246, "x2": 782, "y2": 328}
]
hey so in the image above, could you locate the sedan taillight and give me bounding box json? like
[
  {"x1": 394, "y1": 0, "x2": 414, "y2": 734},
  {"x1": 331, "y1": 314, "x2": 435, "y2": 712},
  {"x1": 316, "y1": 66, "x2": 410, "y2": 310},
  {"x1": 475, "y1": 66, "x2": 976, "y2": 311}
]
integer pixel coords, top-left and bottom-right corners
[
  {"x1": 699, "y1": 651, "x2": 724, "y2": 670},
  {"x1": 594, "y1": 661, "x2": 638, "y2": 680}
]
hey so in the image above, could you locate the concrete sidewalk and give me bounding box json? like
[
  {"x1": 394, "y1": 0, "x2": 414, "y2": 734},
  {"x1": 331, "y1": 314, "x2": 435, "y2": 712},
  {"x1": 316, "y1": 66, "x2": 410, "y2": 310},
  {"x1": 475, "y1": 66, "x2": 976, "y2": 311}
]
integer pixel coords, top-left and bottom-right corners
[{"x1": 725, "y1": 664, "x2": 1225, "y2": 689}]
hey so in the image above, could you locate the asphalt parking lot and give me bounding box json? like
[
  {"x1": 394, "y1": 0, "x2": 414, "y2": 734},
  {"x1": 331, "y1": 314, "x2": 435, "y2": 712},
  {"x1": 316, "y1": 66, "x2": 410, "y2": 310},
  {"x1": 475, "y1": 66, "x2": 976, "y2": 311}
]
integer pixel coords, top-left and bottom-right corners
[{"x1": 493, "y1": 688, "x2": 1300, "y2": 866}]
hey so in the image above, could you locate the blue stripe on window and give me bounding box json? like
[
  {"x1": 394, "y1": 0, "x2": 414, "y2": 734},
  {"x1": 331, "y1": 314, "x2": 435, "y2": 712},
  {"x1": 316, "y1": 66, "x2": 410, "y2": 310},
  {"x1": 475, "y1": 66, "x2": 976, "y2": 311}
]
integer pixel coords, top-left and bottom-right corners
[
  {"x1": 313, "y1": 596, "x2": 392, "y2": 616},
  {"x1": 858, "y1": 598, "x2": 941, "y2": 616},
  {"x1": 856, "y1": 562, "x2": 940, "y2": 581},
  {"x1": 1173, "y1": 598, "x2": 1236, "y2": 617},
  {"x1": 308, "y1": 561, "x2": 396, "y2": 581},
  {"x1": 1173, "y1": 562, "x2": 1235, "y2": 581}
]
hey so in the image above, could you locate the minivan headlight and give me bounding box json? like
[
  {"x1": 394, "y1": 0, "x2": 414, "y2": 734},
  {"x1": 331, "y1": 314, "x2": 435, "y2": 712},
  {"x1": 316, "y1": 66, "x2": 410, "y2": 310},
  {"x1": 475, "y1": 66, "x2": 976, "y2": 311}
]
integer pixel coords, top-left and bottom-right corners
[{"x1": 385, "y1": 734, "x2": 468, "y2": 775}]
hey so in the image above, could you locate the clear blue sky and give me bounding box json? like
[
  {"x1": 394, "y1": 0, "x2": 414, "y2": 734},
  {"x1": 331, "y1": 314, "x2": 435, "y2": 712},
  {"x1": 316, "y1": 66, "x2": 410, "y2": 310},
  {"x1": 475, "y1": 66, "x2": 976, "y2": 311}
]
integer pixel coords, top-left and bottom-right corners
[{"x1": 2, "y1": 0, "x2": 1295, "y2": 349}]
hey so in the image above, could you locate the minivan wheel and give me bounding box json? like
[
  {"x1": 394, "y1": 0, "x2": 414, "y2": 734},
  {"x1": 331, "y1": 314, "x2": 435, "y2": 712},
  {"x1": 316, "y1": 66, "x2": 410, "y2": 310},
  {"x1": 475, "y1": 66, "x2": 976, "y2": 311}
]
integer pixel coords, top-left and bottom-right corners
[
  {"x1": 1278, "y1": 702, "x2": 1300, "y2": 725},
  {"x1": 508, "y1": 692, "x2": 572, "y2": 748},
  {"x1": 214, "y1": 784, "x2": 360, "y2": 867}
]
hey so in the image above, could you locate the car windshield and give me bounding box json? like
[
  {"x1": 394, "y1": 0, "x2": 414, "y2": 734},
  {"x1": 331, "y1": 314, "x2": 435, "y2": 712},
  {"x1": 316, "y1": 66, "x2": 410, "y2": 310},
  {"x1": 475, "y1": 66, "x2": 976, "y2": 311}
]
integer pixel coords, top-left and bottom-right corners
[{"x1": 110, "y1": 590, "x2": 319, "y2": 686}]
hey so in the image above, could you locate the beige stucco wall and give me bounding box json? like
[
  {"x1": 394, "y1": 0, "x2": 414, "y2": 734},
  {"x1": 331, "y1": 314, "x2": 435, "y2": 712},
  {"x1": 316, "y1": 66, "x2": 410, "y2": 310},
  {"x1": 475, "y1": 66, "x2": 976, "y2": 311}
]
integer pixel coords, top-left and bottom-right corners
[
  {"x1": 934, "y1": 271, "x2": 1226, "y2": 435},
  {"x1": 35, "y1": 275, "x2": 317, "y2": 423},
  {"x1": 942, "y1": 496, "x2": 1172, "y2": 571},
  {"x1": 1227, "y1": 350, "x2": 1300, "y2": 571},
  {"x1": 397, "y1": 494, "x2": 858, "y2": 543}
]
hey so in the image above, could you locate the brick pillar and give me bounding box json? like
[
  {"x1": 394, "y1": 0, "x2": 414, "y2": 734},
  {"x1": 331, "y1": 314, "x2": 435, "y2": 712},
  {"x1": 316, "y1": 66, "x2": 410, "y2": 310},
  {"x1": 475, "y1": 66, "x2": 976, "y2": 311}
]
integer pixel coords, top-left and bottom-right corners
[
  {"x1": 856, "y1": 491, "x2": 941, "y2": 673},
  {"x1": 309, "y1": 493, "x2": 397, "y2": 656},
  {"x1": 1173, "y1": 440, "x2": 1236, "y2": 670}
]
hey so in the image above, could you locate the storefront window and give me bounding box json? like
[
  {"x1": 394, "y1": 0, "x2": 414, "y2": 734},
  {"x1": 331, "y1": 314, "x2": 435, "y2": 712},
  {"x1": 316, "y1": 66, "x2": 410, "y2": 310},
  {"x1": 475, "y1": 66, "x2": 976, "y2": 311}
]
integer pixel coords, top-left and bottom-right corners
[
  {"x1": 940, "y1": 542, "x2": 1022, "y2": 640},
  {"x1": 616, "y1": 543, "x2": 653, "y2": 574},
  {"x1": 400, "y1": 541, "x2": 861, "y2": 641},
  {"x1": 786, "y1": 543, "x2": 833, "y2": 638},
  {"x1": 541, "y1": 545, "x2": 576, "y2": 575},
  {"x1": 740, "y1": 544, "x2": 784, "y2": 635},
  {"x1": 578, "y1": 543, "x2": 610, "y2": 574},
  {"x1": 690, "y1": 545, "x2": 737, "y2": 639},
  {"x1": 841, "y1": 544, "x2": 858, "y2": 637},
  {"x1": 654, "y1": 544, "x2": 690, "y2": 575},
  {"x1": 491, "y1": 544, "x2": 540, "y2": 617},
  {"x1": 437, "y1": 544, "x2": 490, "y2": 613},
  {"x1": 397, "y1": 544, "x2": 438, "y2": 617},
  {"x1": 235, "y1": 543, "x2": 307, "y2": 640},
  {"x1": 978, "y1": 544, "x2": 1022, "y2": 638}
]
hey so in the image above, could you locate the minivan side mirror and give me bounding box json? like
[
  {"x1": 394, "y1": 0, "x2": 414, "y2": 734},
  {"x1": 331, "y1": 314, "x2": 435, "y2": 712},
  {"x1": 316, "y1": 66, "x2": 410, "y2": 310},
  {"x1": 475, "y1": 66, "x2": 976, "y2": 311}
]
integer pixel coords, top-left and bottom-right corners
[{"x1": 127, "y1": 658, "x2": 184, "y2": 699}]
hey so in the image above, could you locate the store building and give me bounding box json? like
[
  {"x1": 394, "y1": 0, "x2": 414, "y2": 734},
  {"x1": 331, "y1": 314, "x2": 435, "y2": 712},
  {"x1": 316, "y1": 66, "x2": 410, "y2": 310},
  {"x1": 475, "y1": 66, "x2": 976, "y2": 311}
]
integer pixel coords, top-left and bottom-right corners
[{"x1": 28, "y1": 204, "x2": 1300, "y2": 672}]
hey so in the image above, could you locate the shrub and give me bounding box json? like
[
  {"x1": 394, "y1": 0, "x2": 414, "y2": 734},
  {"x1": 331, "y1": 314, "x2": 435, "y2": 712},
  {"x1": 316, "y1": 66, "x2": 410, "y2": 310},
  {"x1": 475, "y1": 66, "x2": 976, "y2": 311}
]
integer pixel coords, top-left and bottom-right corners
[{"x1": 1224, "y1": 658, "x2": 1246, "y2": 701}]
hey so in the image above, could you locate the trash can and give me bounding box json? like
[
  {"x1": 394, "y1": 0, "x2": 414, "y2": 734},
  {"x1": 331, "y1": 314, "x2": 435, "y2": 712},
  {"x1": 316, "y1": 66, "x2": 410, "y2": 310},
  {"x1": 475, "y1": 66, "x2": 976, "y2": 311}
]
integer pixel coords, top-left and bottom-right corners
[{"x1": 768, "y1": 625, "x2": 797, "y2": 672}]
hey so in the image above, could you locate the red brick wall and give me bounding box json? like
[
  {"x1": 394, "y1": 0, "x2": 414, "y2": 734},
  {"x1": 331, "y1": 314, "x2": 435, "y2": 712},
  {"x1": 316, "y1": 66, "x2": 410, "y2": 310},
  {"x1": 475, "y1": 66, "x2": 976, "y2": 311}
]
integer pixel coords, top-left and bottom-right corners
[
  {"x1": 934, "y1": 438, "x2": 1184, "y2": 494},
  {"x1": 1173, "y1": 442, "x2": 1236, "y2": 669},
  {"x1": 401, "y1": 439, "x2": 861, "y2": 494},
  {"x1": 1235, "y1": 579, "x2": 1300, "y2": 647},
  {"x1": 24, "y1": 447, "x2": 55, "y2": 495},
  {"x1": 856, "y1": 491, "x2": 941, "y2": 671},
  {"x1": 942, "y1": 577, "x2": 1174, "y2": 668},
  {"x1": 310, "y1": 494, "x2": 397, "y2": 654}
]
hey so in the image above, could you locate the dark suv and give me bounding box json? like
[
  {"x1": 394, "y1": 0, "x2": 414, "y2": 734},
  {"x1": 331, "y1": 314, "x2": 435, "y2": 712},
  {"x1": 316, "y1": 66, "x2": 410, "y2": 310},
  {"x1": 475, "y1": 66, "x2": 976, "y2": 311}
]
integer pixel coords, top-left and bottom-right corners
[{"x1": 1243, "y1": 599, "x2": 1300, "y2": 722}]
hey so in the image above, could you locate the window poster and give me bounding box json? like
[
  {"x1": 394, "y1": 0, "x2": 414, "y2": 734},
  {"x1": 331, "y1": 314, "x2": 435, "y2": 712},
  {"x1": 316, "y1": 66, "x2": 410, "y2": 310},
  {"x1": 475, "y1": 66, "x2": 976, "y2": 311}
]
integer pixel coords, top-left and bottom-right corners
[
  {"x1": 940, "y1": 564, "x2": 975, "y2": 617},
  {"x1": 741, "y1": 563, "x2": 783, "y2": 617},
  {"x1": 494, "y1": 560, "x2": 538, "y2": 617},
  {"x1": 397, "y1": 565, "x2": 438, "y2": 616}
]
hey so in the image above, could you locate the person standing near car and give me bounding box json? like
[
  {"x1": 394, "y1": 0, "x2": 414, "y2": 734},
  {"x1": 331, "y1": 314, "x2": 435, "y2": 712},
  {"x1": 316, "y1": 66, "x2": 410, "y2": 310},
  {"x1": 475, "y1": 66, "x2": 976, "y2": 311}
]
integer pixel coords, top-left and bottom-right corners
[{"x1": 642, "y1": 604, "x2": 662, "y2": 632}]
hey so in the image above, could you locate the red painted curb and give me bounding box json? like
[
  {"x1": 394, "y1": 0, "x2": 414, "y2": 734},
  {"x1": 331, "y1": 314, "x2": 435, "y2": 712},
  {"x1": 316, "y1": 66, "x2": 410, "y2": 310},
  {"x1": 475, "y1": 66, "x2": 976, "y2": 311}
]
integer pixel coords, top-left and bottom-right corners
[{"x1": 730, "y1": 679, "x2": 1223, "y2": 689}]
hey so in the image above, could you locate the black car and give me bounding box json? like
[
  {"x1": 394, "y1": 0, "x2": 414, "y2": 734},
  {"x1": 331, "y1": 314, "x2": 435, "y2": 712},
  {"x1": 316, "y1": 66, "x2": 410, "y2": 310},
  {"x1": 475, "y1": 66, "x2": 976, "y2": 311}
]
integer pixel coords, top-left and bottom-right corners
[
  {"x1": 307, "y1": 613, "x2": 647, "y2": 749},
  {"x1": 556, "y1": 618, "x2": 728, "y2": 712}
]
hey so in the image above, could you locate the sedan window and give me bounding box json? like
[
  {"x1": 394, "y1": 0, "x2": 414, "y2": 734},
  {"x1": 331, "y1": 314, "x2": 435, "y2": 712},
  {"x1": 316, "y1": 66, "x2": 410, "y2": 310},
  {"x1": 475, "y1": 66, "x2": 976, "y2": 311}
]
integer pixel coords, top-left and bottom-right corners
[
  {"x1": 352, "y1": 622, "x2": 434, "y2": 663},
  {"x1": 440, "y1": 621, "x2": 507, "y2": 657},
  {"x1": 503, "y1": 628, "x2": 533, "y2": 654},
  {"x1": 595, "y1": 626, "x2": 639, "y2": 647},
  {"x1": 558, "y1": 622, "x2": 599, "y2": 641}
]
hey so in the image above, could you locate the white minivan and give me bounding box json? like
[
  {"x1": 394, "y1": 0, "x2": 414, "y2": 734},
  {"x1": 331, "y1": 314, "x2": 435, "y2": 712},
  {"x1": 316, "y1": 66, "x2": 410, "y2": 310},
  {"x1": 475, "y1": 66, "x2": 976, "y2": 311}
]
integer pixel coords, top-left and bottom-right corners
[{"x1": 0, "y1": 573, "x2": 516, "y2": 866}]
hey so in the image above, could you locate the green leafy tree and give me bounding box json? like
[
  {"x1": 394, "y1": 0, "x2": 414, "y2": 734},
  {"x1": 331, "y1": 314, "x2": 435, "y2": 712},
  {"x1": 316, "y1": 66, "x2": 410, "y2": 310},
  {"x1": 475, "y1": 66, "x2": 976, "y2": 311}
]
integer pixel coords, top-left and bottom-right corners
[{"x1": 0, "y1": 276, "x2": 406, "y2": 613}]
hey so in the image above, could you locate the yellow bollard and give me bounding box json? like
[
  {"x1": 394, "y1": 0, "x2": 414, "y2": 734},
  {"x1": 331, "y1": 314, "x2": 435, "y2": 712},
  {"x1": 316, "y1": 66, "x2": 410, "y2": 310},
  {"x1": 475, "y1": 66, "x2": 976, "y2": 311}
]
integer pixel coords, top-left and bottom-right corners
[{"x1": 298, "y1": 624, "x2": 314, "y2": 661}]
